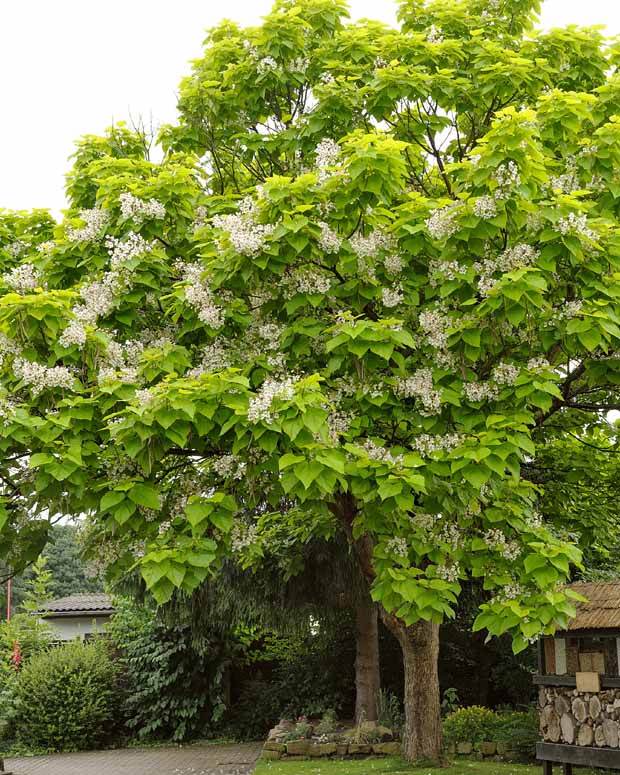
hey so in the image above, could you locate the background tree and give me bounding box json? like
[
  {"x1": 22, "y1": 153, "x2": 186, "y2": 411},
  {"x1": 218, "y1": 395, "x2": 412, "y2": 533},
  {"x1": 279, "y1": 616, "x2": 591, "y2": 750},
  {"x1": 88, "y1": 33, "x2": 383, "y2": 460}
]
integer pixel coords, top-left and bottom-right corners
[{"x1": 2, "y1": 0, "x2": 620, "y2": 763}]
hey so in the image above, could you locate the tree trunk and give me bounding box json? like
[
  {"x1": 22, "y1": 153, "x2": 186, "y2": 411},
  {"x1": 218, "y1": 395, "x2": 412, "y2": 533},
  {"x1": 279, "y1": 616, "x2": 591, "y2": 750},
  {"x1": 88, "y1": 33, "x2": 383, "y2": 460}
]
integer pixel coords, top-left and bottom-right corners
[
  {"x1": 355, "y1": 596, "x2": 380, "y2": 723},
  {"x1": 382, "y1": 611, "x2": 442, "y2": 763}
]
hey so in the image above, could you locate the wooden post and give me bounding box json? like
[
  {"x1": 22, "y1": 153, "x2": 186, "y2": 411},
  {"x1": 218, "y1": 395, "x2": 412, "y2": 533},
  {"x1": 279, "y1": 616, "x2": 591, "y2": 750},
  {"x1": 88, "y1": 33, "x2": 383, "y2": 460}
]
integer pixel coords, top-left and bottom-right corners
[
  {"x1": 563, "y1": 764, "x2": 573, "y2": 775},
  {"x1": 543, "y1": 761, "x2": 553, "y2": 775}
]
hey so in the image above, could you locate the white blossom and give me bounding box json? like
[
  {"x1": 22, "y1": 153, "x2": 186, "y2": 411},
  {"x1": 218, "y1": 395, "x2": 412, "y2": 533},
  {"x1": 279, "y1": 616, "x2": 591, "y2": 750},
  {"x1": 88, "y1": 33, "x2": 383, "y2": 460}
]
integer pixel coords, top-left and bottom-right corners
[
  {"x1": 315, "y1": 138, "x2": 340, "y2": 183},
  {"x1": 527, "y1": 357, "x2": 550, "y2": 372},
  {"x1": 5, "y1": 240, "x2": 26, "y2": 258},
  {"x1": 256, "y1": 56, "x2": 278, "y2": 74},
  {"x1": 59, "y1": 320, "x2": 87, "y2": 349},
  {"x1": 557, "y1": 212, "x2": 596, "y2": 241},
  {"x1": 384, "y1": 254, "x2": 403, "y2": 276},
  {"x1": 134, "y1": 388, "x2": 156, "y2": 407},
  {"x1": 395, "y1": 368, "x2": 442, "y2": 415},
  {"x1": 473, "y1": 195, "x2": 497, "y2": 219},
  {"x1": 212, "y1": 198, "x2": 275, "y2": 257},
  {"x1": 14, "y1": 358, "x2": 74, "y2": 395},
  {"x1": 386, "y1": 536, "x2": 409, "y2": 558},
  {"x1": 550, "y1": 157, "x2": 579, "y2": 193},
  {"x1": 436, "y1": 562, "x2": 460, "y2": 582},
  {"x1": 474, "y1": 243, "x2": 539, "y2": 297},
  {"x1": 362, "y1": 439, "x2": 404, "y2": 466},
  {"x1": 428, "y1": 259, "x2": 467, "y2": 287},
  {"x1": 350, "y1": 229, "x2": 392, "y2": 258},
  {"x1": 484, "y1": 528, "x2": 521, "y2": 561},
  {"x1": 463, "y1": 381, "x2": 499, "y2": 402},
  {"x1": 412, "y1": 433, "x2": 463, "y2": 456},
  {"x1": 381, "y1": 285, "x2": 403, "y2": 308},
  {"x1": 247, "y1": 376, "x2": 298, "y2": 423},
  {"x1": 231, "y1": 521, "x2": 259, "y2": 552},
  {"x1": 3, "y1": 263, "x2": 43, "y2": 293},
  {"x1": 105, "y1": 232, "x2": 155, "y2": 269},
  {"x1": 119, "y1": 192, "x2": 166, "y2": 223},
  {"x1": 419, "y1": 309, "x2": 451, "y2": 350},
  {"x1": 213, "y1": 454, "x2": 247, "y2": 480},
  {"x1": 426, "y1": 24, "x2": 444, "y2": 44},
  {"x1": 491, "y1": 362, "x2": 520, "y2": 386},
  {"x1": 65, "y1": 208, "x2": 109, "y2": 242},
  {"x1": 493, "y1": 161, "x2": 521, "y2": 199},
  {"x1": 425, "y1": 205, "x2": 459, "y2": 240},
  {"x1": 318, "y1": 222, "x2": 341, "y2": 254},
  {"x1": 189, "y1": 342, "x2": 231, "y2": 377},
  {"x1": 179, "y1": 262, "x2": 225, "y2": 329}
]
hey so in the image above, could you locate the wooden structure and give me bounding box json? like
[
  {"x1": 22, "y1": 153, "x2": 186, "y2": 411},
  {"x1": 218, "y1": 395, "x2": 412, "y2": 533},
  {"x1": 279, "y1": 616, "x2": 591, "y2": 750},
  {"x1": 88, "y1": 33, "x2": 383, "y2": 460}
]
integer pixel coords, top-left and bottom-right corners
[{"x1": 536, "y1": 582, "x2": 620, "y2": 773}]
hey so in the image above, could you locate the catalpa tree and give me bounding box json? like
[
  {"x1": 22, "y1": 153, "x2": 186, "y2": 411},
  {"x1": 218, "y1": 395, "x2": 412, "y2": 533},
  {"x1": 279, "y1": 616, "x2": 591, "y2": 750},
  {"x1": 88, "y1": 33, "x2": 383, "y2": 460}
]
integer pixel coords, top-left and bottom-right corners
[{"x1": 3, "y1": 0, "x2": 620, "y2": 761}]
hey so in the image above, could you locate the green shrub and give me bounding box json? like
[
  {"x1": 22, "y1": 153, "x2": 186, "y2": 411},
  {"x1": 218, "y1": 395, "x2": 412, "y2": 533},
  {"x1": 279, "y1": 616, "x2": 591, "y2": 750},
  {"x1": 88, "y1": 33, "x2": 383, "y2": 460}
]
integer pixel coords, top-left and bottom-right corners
[
  {"x1": 0, "y1": 613, "x2": 52, "y2": 682},
  {"x1": 443, "y1": 706, "x2": 500, "y2": 744},
  {"x1": 9, "y1": 639, "x2": 121, "y2": 752},
  {"x1": 376, "y1": 689, "x2": 404, "y2": 736},
  {"x1": 108, "y1": 597, "x2": 227, "y2": 742},
  {"x1": 494, "y1": 709, "x2": 539, "y2": 759}
]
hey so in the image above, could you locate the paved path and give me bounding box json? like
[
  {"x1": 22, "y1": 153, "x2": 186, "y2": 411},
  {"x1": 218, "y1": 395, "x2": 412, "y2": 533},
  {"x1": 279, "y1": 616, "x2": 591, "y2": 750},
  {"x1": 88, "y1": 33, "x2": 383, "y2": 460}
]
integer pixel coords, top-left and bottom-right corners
[{"x1": 4, "y1": 742, "x2": 262, "y2": 775}]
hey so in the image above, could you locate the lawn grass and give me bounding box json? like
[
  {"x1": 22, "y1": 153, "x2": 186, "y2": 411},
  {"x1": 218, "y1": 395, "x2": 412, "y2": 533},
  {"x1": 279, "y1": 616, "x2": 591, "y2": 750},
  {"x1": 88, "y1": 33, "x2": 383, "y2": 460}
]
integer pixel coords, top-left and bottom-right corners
[{"x1": 253, "y1": 756, "x2": 604, "y2": 775}]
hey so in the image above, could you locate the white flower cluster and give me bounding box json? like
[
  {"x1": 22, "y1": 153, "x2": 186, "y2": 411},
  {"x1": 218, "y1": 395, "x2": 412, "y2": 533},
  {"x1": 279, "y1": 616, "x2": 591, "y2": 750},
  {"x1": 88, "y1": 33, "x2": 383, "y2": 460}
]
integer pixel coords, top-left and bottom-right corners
[
  {"x1": 257, "y1": 322, "x2": 284, "y2": 351},
  {"x1": 256, "y1": 56, "x2": 278, "y2": 74},
  {"x1": 498, "y1": 582, "x2": 524, "y2": 601},
  {"x1": 411, "y1": 433, "x2": 463, "y2": 457},
  {"x1": 105, "y1": 232, "x2": 155, "y2": 269},
  {"x1": 425, "y1": 205, "x2": 459, "y2": 241},
  {"x1": 419, "y1": 309, "x2": 450, "y2": 349},
  {"x1": 491, "y1": 362, "x2": 520, "y2": 385},
  {"x1": 0, "y1": 396, "x2": 17, "y2": 427},
  {"x1": 180, "y1": 262, "x2": 225, "y2": 329},
  {"x1": 350, "y1": 229, "x2": 392, "y2": 259},
  {"x1": 386, "y1": 536, "x2": 409, "y2": 558},
  {"x1": 14, "y1": 357, "x2": 74, "y2": 395},
  {"x1": 550, "y1": 157, "x2": 579, "y2": 193},
  {"x1": 318, "y1": 222, "x2": 341, "y2": 254},
  {"x1": 527, "y1": 357, "x2": 550, "y2": 372},
  {"x1": 188, "y1": 342, "x2": 231, "y2": 377},
  {"x1": 553, "y1": 299, "x2": 584, "y2": 321},
  {"x1": 381, "y1": 285, "x2": 403, "y2": 308},
  {"x1": 247, "y1": 376, "x2": 298, "y2": 423},
  {"x1": 473, "y1": 195, "x2": 498, "y2": 219},
  {"x1": 315, "y1": 139, "x2": 340, "y2": 183},
  {"x1": 286, "y1": 268, "x2": 332, "y2": 297},
  {"x1": 384, "y1": 254, "x2": 403, "y2": 276},
  {"x1": 134, "y1": 388, "x2": 156, "y2": 407},
  {"x1": 426, "y1": 24, "x2": 444, "y2": 44},
  {"x1": 395, "y1": 368, "x2": 442, "y2": 415},
  {"x1": 3, "y1": 263, "x2": 43, "y2": 293},
  {"x1": 474, "y1": 243, "x2": 539, "y2": 297},
  {"x1": 484, "y1": 529, "x2": 521, "y2": 561},
  {"x1": 0, "y1": 334, "x2": 22, "y2": 367},
  {"x1": 463, "y1": 381, "x2": 499, "y2": 403},
  {"x1": 212, "y1": 454, "x2": 247, "y2": 480},
  {"x1": 327, "y1": 410, "x2": 352, "y2": 442},
  {"x1": 65, "y1": 208, "x2": 109, "y2": 242},
  {"x1": 436, "y1": 562, "x2": 460, "y2": 582},
  {"x1": 212, "y1": 197, "x2": 275, "y2": 257},
  {"x1": 5, "y1": 240, "x2": 26, "y2": 258},
  {"x1": 493, "y1": 161, "x2": 521, "y2": 199},
  {"x1": 410, "y1": 512, "x2": 437, "y2": 532},
  {"x1": 98, "y1": 338, "x2": 144, "y2": 384},
  {"x1": 231, "y1": 521, "x2": 259, "y2": 553},
  {"x1": 59, "y1": 320, "x2": 87, "y2": 348},
  {"x1": 37, "y1": 241, "x2": 55, "y2": 255},
  {"x1": 362, "y1": 439, "x2": 404, "y2": 467},
  {"x1": 428, "y1": 259, "x2": 467, "y2": 288},
  {"x1": 557, "y1": 212, "x2": 596, "y2": 241},
  {"x1": 119, "y1": 192, "x2": 166, "y2": 223},
  {"x1": 73, "y1": 270, "x2": 129, "y2": 327}
]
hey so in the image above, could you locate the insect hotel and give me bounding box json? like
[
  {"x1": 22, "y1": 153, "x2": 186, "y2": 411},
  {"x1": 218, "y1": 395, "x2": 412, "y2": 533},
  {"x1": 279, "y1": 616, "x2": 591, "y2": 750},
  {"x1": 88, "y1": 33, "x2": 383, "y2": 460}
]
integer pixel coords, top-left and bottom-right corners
[{"x1": 536, "y1": 582, "x2": 620, "y2": 773}]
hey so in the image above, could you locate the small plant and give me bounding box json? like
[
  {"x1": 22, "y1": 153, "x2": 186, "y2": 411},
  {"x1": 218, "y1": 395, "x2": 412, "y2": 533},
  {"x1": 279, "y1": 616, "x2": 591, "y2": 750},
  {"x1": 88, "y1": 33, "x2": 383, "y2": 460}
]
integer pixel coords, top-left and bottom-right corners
[
  {"x1": 441, "y1": 687, "x2": 461, "y2": 716},
  {"x1": 443, "y1": 706, "x2": 499, "y2": 744},
  {"x1": 376, "y1": 689, "x2": 404, "y2": 736},
  {"x1": 283, "y1": 717, "x2": 313, "y2": 741},
  {"x1": 315, "y1": 709, "x2": 337, "y2": 736}
]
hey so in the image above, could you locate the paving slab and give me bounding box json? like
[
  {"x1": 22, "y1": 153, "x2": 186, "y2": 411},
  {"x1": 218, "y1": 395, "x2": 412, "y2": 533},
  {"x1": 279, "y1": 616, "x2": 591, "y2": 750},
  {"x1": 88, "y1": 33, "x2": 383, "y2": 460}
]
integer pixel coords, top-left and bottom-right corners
[{"x1": 4, "y1": 742, "x2": 262, "y2": 775}]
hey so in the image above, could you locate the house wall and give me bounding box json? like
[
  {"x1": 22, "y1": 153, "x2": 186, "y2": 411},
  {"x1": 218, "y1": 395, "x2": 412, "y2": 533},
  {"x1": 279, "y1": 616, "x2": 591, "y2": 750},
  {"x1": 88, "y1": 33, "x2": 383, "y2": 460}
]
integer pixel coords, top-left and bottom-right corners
[{"x1": 38, "y1": 615, "x2": 111, "y2": 641}]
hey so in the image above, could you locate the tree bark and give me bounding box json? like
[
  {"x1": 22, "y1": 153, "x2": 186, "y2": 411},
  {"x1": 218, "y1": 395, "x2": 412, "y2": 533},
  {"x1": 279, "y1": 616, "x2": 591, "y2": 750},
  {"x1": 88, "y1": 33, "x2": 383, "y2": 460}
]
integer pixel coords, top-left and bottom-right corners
[
  {"x1": 355, "y1": 596, "x2": 380, "y2": 723},
  {"x1": 382, "y1": 611, "x2": 443, "y2": 763}
]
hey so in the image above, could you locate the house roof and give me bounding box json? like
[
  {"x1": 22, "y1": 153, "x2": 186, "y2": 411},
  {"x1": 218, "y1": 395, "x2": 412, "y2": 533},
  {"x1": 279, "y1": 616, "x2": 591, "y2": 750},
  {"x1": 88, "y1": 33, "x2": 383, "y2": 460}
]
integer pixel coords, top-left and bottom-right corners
[
  {"x1": 565, "y1": 581, "x2": 620, "y2": 631},
  {"x1": 38, "y1": 593, "x2": 115, "y2": 617}
]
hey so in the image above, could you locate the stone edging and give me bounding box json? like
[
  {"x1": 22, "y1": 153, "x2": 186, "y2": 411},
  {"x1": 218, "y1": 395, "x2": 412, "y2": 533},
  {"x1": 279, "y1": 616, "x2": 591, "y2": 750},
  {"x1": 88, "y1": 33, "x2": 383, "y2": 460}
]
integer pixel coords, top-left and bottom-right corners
[{"x1": 262, "y1": 740, "x2": 401, "y2": 760}]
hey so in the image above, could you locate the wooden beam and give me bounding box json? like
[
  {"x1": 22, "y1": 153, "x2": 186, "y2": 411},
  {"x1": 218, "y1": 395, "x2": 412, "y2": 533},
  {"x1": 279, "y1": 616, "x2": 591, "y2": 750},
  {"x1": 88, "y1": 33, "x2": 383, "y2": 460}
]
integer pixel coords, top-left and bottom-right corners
[
  {"x1": 533, "y1": 674, "x2": 620, "y2": 688},
  {"x1": 537, "y1": 742, "x2": 620, "y2": 769}
]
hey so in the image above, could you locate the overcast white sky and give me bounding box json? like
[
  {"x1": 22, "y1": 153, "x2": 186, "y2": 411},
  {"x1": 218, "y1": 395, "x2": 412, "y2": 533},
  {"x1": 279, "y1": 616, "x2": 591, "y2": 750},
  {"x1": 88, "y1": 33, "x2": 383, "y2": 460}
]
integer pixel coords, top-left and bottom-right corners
[{"x1": 1, "y1": 0, "x2": 618, "y2": 215}]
